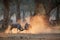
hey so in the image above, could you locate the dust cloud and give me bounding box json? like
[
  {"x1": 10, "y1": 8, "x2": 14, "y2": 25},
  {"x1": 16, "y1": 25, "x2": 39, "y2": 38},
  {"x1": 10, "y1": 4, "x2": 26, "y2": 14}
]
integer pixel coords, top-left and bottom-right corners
[{"x1": 5, "y1": 15, "x2": 56, "y2": 34}]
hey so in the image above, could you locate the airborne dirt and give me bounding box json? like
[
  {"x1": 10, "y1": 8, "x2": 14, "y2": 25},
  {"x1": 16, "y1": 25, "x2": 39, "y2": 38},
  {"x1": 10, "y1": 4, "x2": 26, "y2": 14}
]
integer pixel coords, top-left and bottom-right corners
[{"x1": 4, "y1": 15, "x2": 60, "y2": 34}]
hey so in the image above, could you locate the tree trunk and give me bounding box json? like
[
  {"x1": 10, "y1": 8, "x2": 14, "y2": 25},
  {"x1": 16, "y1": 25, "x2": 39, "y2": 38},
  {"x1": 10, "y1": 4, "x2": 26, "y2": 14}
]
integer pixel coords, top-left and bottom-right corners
[
  {"x1": 34, "y1": 0, "x2": 39, "y2": 16},
  {"x1": 23, "y1": 10, "x2": 25, "y2": 22},
  {"x1": 30, "y1": 10, "x2": 32, "y2": 16},
  {"x1": 16, "y1": 0, "x2": 21, "y2": 23},
  {"x1": 56, "y1": 5, "x2": 60, "y2": 24},
  {"x1": 3, "y1": 0, "x2": 10, "y2": 30}
]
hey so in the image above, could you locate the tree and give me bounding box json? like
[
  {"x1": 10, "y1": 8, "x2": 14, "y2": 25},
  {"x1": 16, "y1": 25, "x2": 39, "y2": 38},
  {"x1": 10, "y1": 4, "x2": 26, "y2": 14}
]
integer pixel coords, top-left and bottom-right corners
[
  {"x1": 16, "y1": 0, "x2": 21, "y2": 23},
  {"x1": 34, "y1": 0, "x2": 58, "y2": 20},
  {"x1": 23, "y1": 10, "x2": 25, "y2": 22},
  {"x1": 34, "y1": 0, "x2": 39, "y2": 16},
  {"x1": 3, "y1": 0, "x2": 10, "y2": 30},
  {"x1": 56, "y1": 4, "x2": 60, "y2": 24}
]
